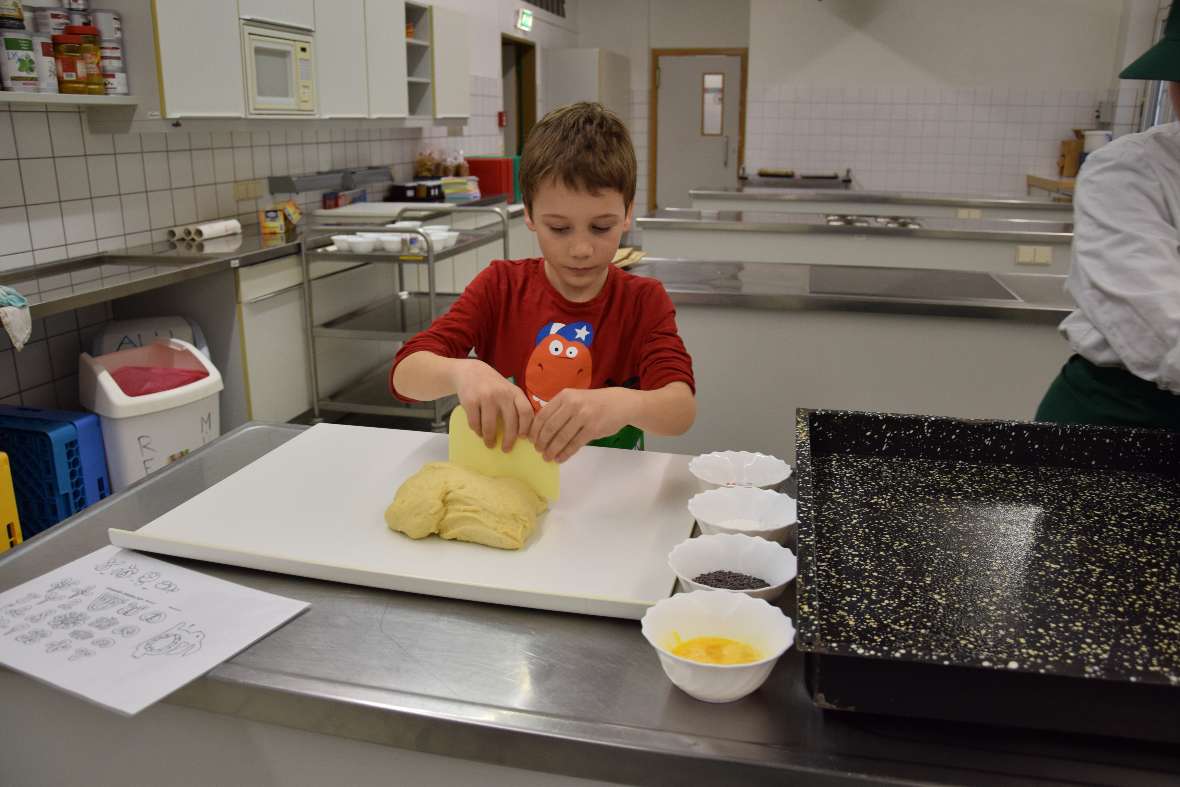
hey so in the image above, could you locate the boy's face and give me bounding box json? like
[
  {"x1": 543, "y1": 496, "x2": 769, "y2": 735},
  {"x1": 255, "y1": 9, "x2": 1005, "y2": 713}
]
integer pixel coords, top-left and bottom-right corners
[{"x1": 525, "y1": 178, "x2": 633, "y2": 302}]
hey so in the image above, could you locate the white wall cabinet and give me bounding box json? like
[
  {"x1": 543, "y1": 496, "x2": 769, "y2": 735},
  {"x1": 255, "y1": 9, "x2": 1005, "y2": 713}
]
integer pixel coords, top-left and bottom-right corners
[
  {"x1": 152, "y1": 0, "x2": 245, "y2": 118},
  {"x1": 367, "y1": 0, "x2": 409, "y2": 117},
  {"x1": 239, "y1": 0, "x2": 316, "y2": 30},
  {"x1": 314, "y1": 0, "x2": 369, "y2": 118},
  {"x1": 431, "y1": 5, "x2": 470, "y2": 119}
]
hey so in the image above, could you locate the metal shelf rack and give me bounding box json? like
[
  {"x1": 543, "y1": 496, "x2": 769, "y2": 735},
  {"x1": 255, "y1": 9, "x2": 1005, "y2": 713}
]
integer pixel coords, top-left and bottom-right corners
[{"x1": 300, "y1": 205, "x2": 510, "y2": 429}]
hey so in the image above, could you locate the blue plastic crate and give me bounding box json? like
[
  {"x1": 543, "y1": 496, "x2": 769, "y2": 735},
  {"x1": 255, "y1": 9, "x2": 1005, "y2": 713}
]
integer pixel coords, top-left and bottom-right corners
[
  {"x1": 0, "y1": 415, "x2": 87, "y2": 537},
  {"x1": 0, "y1": 406, "x2": 111, "y2": 506}
]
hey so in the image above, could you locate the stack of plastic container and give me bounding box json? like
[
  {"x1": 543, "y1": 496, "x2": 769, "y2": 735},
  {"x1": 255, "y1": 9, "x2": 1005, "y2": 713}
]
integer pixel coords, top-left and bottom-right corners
[{"x1": 0, "y1": 405, "x2": 111, "y2": 539}]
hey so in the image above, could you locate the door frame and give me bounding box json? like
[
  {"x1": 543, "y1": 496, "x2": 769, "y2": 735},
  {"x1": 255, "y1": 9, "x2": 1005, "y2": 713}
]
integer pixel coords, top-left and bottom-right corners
[
  {"x1": 501, "y1": 34, "x2": 537, "y2": 155},
  {"x1": 649, "y1": 48, "x2": 748, "y2": 214}
]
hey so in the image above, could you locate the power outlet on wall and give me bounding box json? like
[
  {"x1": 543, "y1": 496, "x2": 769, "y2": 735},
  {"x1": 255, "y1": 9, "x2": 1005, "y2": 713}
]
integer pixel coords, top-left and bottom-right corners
[{"x1": 233, "y1": 180, "x2": 264, "y2": 201}]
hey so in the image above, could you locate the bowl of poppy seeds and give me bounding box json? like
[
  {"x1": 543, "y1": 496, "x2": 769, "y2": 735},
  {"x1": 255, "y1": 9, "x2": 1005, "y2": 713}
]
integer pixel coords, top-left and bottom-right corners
[{"x1": 668, "y1": 533, "x2": 797, "y2": 602}]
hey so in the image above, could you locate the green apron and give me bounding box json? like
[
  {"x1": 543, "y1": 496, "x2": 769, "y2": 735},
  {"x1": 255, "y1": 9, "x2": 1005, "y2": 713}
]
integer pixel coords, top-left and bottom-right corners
[
  {"x1": 1035, "y1": 355, "x2": 1180, "y2": 430},
  {"x1": 588, "y1": 424, "x2": 644, "y2": 451}
]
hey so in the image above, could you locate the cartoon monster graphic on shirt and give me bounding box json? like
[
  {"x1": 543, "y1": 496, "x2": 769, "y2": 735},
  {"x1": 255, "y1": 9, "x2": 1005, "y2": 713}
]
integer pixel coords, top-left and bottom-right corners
[{"x1": 524, "y1": 321, "x2": 594, "y2": 411}]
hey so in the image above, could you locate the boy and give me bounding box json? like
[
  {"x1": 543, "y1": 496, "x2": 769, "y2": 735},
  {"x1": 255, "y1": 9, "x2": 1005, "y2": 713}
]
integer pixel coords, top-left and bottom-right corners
[{"x1": 391, "y1": 102, "x2": 696, "y2": 462}]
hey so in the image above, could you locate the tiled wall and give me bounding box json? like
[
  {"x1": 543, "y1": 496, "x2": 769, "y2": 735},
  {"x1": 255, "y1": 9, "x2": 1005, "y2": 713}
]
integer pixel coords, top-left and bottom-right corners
[
  {"x1": 0, "y1": 74, "x2": 505, "y2": 407},
  {"x1": 744, "y1": 86, "x2": 1114, "y2": 196}
]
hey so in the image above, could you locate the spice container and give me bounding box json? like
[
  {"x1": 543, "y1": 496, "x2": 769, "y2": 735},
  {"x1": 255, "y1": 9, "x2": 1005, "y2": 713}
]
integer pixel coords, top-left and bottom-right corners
[
  {"x1": 68, "y1": 9, "x2": 89, "y2": 26},
  {"x1": 64, "y1": 0, "x2": 88, "y2": 10},
  {"x1": 0, "y1": 1, "x2": 25, "y2": 31},
  {"x1": 101, "y1": 69, "x2": 125, "y2": 94},
  {"x1": 32, "y1": 6, "x2": 69, "y2": 34},
  {"x1": 90, "y1": 8, "x2": 119, "y2": 40},
  {"x1": 98, "y1": 39, "x2": 119, "y2": 71},
  {"x1": 32, "y1": 32, "x2": 55, "y2": 92},
  {"x1": 0, "y1": 30, "x2": 38, "y2": 92},
  {"x1": 52, "y1": 32, "x2": 86, "y2": 93},
  {"x1": 64, "y1": 23, "x2": 100, "y2": 93}
]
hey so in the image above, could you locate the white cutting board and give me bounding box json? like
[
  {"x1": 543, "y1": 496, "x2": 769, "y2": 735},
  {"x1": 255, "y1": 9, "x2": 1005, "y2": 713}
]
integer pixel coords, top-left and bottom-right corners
[{"x1": 109, "y1": 424, "x2": 698, "y2": 619}]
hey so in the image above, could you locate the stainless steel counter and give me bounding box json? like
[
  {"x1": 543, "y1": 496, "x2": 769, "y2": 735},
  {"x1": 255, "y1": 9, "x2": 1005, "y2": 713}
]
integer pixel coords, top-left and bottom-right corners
[
  {"x1": 631, "y1": 258, "x2": 1074, "y2": 324},
  {"x1": 3, "y1": 423, "x2": 1176, "y2": 786},
  {"x1": 638, "y1": 208, "x2": 1072, "y2": 243},
  {"x1": 691, "y1": 187, "x2": 1071, "y2": 213}
]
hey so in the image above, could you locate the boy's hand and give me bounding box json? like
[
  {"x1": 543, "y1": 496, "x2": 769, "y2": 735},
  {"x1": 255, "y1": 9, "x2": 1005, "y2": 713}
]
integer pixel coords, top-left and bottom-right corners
[
  {"x1": 453, "y1": 359, "x2": 534, "y2": 451},
  {"x1": 528, "y1": 387, "x2": 636, "y2": 463}
]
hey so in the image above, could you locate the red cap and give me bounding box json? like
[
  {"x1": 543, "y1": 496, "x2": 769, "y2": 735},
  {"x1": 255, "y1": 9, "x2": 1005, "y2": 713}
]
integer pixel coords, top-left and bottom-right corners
[
  {"x1": 64, "y1": 25, "x2": 101, "y2": 36},
  {"x1": 52, "y1": 34, "x2": 85, "y2": 44}
]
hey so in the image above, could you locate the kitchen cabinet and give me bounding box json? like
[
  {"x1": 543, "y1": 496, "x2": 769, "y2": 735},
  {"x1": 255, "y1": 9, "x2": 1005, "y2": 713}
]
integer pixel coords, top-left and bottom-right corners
[
  {"x1": 430, "y1": 5, "x2": 470, "y2": 119},
  {"x1": 314, "y1": 0, "x2": 369, "y2": 118},
  {"x1": 543, "y1": 48, "x2": 630, "y2": 120},
  {"x1": 367, "y1": 0, "x2": 409, "y2": 117},
  {"x1": 239, "y1": 0, "x2": 316, "y2": 30},
  {"x1": 152, "y1": 0, "x2": 245, "y2": 118}
]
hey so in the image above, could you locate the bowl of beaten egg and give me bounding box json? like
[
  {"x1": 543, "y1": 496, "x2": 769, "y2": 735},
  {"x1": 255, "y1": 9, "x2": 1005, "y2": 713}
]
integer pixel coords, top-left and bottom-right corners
[{"x1": 641, "y1": 590, "x2": 795, "y2": 703}]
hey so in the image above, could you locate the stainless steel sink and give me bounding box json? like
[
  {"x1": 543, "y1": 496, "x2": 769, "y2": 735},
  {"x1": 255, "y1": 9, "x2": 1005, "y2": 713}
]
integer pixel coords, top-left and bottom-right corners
[{"x1": 809, "y1": 265, "x2": 1018, "y2": 301}]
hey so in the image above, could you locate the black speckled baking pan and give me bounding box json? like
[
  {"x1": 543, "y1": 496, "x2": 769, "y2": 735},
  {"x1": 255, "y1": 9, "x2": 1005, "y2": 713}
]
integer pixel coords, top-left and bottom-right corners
[{"x1": 794, "y1": 409, "x2": 1180, "y2": 743}]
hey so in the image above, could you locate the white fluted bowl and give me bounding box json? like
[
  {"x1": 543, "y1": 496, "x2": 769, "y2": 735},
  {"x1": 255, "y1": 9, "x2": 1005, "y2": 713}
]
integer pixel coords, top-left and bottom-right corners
[
  {"x1": 668, "y1": 533, "x2": 797, "y2": 602},
  {"x1": 641, "y1": 590, "x2": 795, "y2": 703},
  {"x1": 687, "y1": 486, "x2": 797, "y2": 544},
  {"x1": 689, "y1": 450, "x2": 791, "y2": 491}
]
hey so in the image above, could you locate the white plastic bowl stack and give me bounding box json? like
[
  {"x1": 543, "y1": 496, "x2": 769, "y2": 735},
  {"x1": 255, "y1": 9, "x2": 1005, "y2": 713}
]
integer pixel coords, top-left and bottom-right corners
[
  {"x1": 687, "y1": 486, "x2": 797, "y2": 544},
  {"x1": 668, "y1": 533, "x2": 797, "y2": 602},
  {"x1": 689, "y1": 450, "x2": 791, "y2": 491},
  {"x1": 641, "y1": 590, "x2": 796, "y2": 703}
]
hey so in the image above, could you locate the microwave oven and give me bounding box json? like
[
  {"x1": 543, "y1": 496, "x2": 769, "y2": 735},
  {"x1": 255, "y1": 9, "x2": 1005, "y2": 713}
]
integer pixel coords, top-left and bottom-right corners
[{"x1": 241, "y1": 22, "x2": 316, "y2": 116}]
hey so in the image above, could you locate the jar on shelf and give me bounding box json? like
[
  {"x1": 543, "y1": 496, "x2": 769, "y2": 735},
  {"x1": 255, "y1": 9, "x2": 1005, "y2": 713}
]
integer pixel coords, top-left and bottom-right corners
[
  {"x1": 51, "y1": 32, "x2": 87, "y2": 94},
  {"x1": 63, "y1": 23, "x2": 102, "y2": 94}
]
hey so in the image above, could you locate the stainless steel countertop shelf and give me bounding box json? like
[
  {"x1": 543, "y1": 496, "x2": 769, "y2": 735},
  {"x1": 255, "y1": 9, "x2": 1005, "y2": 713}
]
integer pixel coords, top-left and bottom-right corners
[
  {"x1": 316, "y1": 363, "x2": 458, "y2": 421},
  {"x1": 691, "y1": 186, "x2": 1072, "y2": 211},
  {"x1": 308, "y1": 228, "x2": 503, "y2": 265},
  {"x1": 3, "y1": 423, "x2": 1175, "y2": 786},
  {"x1": 315, "y1": 292, "x2": 459, "y2": 342}
]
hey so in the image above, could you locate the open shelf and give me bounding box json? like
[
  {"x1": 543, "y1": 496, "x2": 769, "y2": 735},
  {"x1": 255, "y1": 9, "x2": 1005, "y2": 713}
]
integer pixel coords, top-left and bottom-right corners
[
  {"x1": 0, "y1": 92, "x2": 139, "y2": 107},
  {"x1": 318, "y1": 362, "x2": 457, "y2": 423},
  {"x1": 315, "y1": 292, "x2": 458, "y2": 341},
  {"x1": 309, "y1": 229, "x2": 503, "y2": 265}
]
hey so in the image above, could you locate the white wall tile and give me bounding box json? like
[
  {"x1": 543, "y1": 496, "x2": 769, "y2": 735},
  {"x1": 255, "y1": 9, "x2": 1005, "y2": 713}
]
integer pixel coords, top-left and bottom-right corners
[
  {"x1": 86, "y1": 155, "x2": 119, "y2": 197},
  {"x1": 12, "y1": 113, "x2": 52, "y2": 158},
  {"x1": 113, "y1": 133, "x2": 140, "y2": 153},
  {"x1": 252, "y1": 146, "x2": 271, "y2": 178},
  {"x1": 0, "y1": 113, "x2": 16, "y2": 159},
  {"x1": 82, "y1": 128, "x2": 115, "y2": 155},
  {"x1": 213, "y1": 148, "x2": 235, "y2": 183},
  {"x1": 0, "y1": 207, "x2": 31, "y2": 255},
  {"x1": 116, "y1": 153, "x2": 145, "y2": 193},
  {"x1": 0, "y1": 160, "x2": 21, "y2": 208},
  {"x1": 61, "y1": 199, "x2": 96, "y2": 244},
  {"x1": 270, "y1": 144, "x2": 288, "y2": 176},
  {"x1": 233, "y1": 146, "x2": 253, "y2": 179},
  {"x1": 20, "y1": 158, "x2": 59, "y2": 205},
  {"x1": 92, "y1": 195, "x2": 123, "y2": 238},
  {"x1": 141, "y1": 132, "x2": 166, "y2": 152},
  {"x1": 48, "y1": 113, "x2": 85, "y2": 156},
  {"x1": 166, "y1": 132, "x2": 190, "y2": 151},
  {"x1": 147, "y1": 189, "x2": 174, "y2": 229},
  {"x1": 192, "y1": 148, "x2": 215, "y2": 185},
  {"x1": 55, "y1": 156, "x2": 90, "y2": 201},
  {"x1": 194, "y1": 184, "x2": 218, "y2": 221},
  {"x1": 172, "y1": 187, "x2": 197, "y2": 225},
  {"x1": 27, "y1": 202, "x2": 65, "y2": 249},
  {"x1": 189, "y1": 131, "x2": 212, "y2": 149},
  {"x1": 14, "y1": 340, "x2": 51, "y2": 389},
  {"x1": 143, "y1": 151, "x2": 171, "y2": 191},
  {"x1": 216, "y1": 183, "x2": 237, "y2": 216},
  {"x1": 233, "y1": 131, "x2": 252, "y2": 147},
  {"x1": 168, "y1": 150, "x2": 194, "y2": 188},
  {"x1": 120, "y1": 192, "x2": 149, "y2": 233}
]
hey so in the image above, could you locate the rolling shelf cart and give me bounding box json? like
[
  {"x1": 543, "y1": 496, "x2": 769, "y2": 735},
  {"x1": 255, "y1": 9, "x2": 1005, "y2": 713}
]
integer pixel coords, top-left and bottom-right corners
[{"x1": 300, "y1": 206, "x2": 510, "y2": 430}]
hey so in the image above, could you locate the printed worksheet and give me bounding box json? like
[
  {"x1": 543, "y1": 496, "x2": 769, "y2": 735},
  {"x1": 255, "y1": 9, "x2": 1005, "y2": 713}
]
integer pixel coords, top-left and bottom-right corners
[{"x1": 0, "y1": 545, "x2": 309, "y2": 715}]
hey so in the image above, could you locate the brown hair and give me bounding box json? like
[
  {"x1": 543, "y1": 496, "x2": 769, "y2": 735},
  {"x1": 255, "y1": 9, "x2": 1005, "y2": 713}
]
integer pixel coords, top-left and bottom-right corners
[{"x1": 519, "y1": 102, "x2": 637, "y2": 212}]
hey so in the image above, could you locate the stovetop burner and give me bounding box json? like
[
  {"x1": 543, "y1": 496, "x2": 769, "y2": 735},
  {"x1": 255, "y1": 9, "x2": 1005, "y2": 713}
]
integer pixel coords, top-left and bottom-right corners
[{"x1": 825, "y1": 214, "x2": 922, "y2": 229}]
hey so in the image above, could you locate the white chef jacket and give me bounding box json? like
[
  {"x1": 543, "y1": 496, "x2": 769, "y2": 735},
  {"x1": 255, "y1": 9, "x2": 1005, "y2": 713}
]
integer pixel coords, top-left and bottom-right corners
[{"x1": 1060, "y1": 121, "x2": 1180, "y2": 394}]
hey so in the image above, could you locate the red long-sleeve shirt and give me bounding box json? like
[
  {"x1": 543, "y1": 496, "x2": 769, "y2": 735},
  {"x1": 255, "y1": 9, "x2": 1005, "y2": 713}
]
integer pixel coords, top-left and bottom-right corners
[{"x1": 390, "y1": 259, "x2": 694, "y2": 407}]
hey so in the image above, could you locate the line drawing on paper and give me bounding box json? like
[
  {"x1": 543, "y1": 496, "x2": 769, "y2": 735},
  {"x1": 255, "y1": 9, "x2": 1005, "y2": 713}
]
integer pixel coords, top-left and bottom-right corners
[
  {"x1": 94, "y1": 556, "x2": 124, "y2": 573},
  {"x1": 16, "y1": 628, "x2": 49, "y2": 645},
  {"x1": 88, "y1": 590, "x2": 129, "y2": 613},
  {"x1": 113, "y1": 625, "x2": 139, "y2": 638},
  {"x1": 153, "y1": 581, "x2": 180, "y2": 593},
  {"x1": 48, "y1": 611, "x2": 88, "y2": 630},
  {"x1": 136, "y1": 571, "x2": 162, "y2": 586},
  {"x1": 37, "y1": 578, "x2": 80, "y2": 605},
  {"x1": 1, "y1": 593, "x2": 39, "y2": 609},
  {"x1": 92, "y1": 637, "x2": 115, "y2": 648},
  {"x1": 68, "y1": 648, "x2": 95, "y2": 662},
  {"x1": 69, "y1": 629, "x2": 94, "y2": 640},
  {"x1": 90, "y1": 616, "x2": 117, "y2": 630},
  {"x1": 133, "y1": 623, "x2": 205, "y2": 659},
  {"x1": 117, "y1": 602, "x2": 148, "y2": 617},
  {"x1": 140, "y1": 610, "x2": 167, "y2": 625},
  {"x1": 3, "y1": 623, "x2": 28, "y2": 637},
  {"x1": 45, "y1": 640, "x2": 70, "y2": 654},
  {"x1": 113, "y1": 564, "x2": 138, "y2": 579},
  {"x1": 26, "y1": 609, "x2": 51, "y2": 624},
  {"x1": 5, "y1": 605, "x2": 30, "y2": 618}
]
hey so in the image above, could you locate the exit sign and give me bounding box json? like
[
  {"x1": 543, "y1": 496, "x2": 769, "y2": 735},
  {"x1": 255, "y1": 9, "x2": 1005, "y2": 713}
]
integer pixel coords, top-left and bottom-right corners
[{"x1": 516, "y1": 8, "x2": 534, "y2": 32}]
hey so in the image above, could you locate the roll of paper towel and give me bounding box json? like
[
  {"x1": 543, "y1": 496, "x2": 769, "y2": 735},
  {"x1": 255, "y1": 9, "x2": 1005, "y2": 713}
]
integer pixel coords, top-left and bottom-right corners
[
  {"x1": 167, "y1": 226, "x2": 193, "y2": 241},
  {"x1": 191, "y1": 219, "x2": 242, "y2": 240},
  {"x1": 188, "y1": 236, "x2": 243, "y2": 254}
]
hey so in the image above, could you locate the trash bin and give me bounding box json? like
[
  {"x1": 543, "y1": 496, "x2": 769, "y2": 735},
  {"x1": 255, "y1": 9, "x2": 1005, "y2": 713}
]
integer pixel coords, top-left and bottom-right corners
[
  {"x1": 79, "y1": 338, "x2": 223, "y2": 492},
  {"x1": 91, "y1": 316, "x2": 210, "y2": 359}
]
